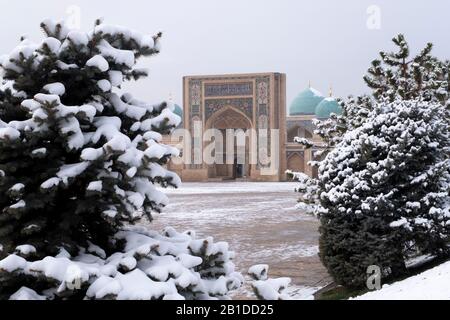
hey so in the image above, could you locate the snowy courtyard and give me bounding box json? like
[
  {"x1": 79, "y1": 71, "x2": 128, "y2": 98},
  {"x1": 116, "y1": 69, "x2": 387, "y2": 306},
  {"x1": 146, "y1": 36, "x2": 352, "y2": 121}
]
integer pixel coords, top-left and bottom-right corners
[{"x1": 148, "y1": 182, "x2": 331, "y2": 299}]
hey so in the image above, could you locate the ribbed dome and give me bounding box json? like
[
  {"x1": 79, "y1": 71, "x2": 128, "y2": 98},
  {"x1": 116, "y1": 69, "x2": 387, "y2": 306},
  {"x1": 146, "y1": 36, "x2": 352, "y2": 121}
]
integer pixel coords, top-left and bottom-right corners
[
  {"x1": 315, "y1": 97, "x2": 342, "y2": 118},
  {"x1": 289, "y1": 88, "x2": 324, "y2": 116},
  {"x1": 173, "y1": 104, "x2": 183, "y2": 118}
]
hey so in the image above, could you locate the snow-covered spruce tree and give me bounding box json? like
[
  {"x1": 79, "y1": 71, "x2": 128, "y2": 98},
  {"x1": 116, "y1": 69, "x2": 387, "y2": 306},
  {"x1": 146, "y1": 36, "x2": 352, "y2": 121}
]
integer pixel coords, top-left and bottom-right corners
[
  {"x1": 0, "y1": 19, "x2": 242, "y2": 300},
  {"x1": 318, "y1": 99, "x2": 450, "y2": 288},
  {"x1": 290, "y1": 36, "x2": 450, "y2": 288}
]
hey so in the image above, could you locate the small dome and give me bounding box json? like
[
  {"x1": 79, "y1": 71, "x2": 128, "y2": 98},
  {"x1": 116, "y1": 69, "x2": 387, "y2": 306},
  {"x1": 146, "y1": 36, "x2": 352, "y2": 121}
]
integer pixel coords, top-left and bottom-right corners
[
  {"x1": 315, "y1": 97, "x2": 342, "y2": 118},
  {"x1": 173, "y1": 104, "x2": 183, "y2": 118},
  {"x1": 289, "y1": 88, "x2": 324, "y2": 116}
]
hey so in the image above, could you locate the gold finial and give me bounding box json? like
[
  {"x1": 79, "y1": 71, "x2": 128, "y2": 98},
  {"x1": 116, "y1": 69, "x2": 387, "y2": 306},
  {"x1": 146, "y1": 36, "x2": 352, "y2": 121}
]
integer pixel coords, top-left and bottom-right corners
[{"x1": 329, "y1": 85, "x2": 333, "y2": 97}]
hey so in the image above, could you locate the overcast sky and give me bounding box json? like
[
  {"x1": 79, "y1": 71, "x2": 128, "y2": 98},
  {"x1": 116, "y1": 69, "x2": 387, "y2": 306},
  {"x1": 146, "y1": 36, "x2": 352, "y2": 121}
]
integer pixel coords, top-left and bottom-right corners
[{"x1": 0, "y1": 0, "x2": 449, "y2": 106}]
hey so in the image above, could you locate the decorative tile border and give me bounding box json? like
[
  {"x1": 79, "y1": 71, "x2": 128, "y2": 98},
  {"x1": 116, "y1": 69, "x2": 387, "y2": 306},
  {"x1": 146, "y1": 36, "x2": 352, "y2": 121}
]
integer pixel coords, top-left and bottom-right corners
[{"x1": 204, "y1": 82, "x2": 253, "y2": 97}]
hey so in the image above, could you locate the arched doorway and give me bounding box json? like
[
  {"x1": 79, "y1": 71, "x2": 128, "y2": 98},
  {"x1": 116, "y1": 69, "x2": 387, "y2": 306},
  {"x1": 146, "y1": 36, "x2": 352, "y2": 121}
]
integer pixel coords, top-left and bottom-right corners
[
  {"x1": 287, "y1": 152, "x2": 305, "y2": 174},
  {"x1": 205, "y1": 106, "x2": 253, "y2": 180},
  {"x1": 287, "y1": 126, "x2": 313, "y2": 143}
]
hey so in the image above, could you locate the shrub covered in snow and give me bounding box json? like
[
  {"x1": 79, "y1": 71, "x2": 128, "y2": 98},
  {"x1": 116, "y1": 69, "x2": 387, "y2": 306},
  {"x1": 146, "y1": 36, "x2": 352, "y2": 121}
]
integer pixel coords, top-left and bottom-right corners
[
  {"x1": 318, "y1": 99, "x2": 450, "y2": 288},
  {"x1": 0, "y1": 19, "x2": 242, "y2": 299}
]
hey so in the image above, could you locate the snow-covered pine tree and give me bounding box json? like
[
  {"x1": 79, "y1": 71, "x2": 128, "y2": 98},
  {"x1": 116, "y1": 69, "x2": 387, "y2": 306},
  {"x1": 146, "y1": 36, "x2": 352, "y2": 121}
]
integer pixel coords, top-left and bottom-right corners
[
  {"x1": 318, "y1": 99, "x2": 450, "y2": 288},
  {"x1": 290, "y1": 36, "x2": 450, "y2": 288},
  {"x1": 0, "y1": 19, "x2": 242, "y2": 300}
]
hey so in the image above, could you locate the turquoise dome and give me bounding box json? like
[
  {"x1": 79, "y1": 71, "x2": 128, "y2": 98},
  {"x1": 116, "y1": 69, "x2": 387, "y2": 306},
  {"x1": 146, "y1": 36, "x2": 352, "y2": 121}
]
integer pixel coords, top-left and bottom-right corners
[
  {"x1": 315, "y1": 97, "x2": 342, "y2": 118},
  {"x1": 173, "y1": 104, "x2": 183, "y2": 118},
  {"x1": 289, "y1": 88, "x2": 324, "y2": 115}
]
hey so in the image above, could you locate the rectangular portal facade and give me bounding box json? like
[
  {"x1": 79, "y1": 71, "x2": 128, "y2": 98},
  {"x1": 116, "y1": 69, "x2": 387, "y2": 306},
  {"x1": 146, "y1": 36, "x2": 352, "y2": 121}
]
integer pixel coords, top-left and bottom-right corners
[{"x1": 180, "y1": 73, "x2": 287, "y2": 182}]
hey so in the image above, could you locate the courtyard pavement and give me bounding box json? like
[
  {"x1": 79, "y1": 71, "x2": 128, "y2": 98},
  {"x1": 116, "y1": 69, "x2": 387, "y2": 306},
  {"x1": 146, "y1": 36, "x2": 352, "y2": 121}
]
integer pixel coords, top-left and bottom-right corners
[{"x1": 147, "y1": 182, "x2": 331, "y2": 299}]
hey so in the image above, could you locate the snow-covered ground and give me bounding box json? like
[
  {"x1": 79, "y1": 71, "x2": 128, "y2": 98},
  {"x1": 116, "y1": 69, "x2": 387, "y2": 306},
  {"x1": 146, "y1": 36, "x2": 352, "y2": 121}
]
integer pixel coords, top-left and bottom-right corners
[
  {"x1": 162, "y1": 182, "x2": 300, "y2": 195},
  {"x1": 355, "y1": 261, "x2": 450, "y2": 300},
  {"x1": 148, "y1": 182, "x2": 331, "y2": 299}
]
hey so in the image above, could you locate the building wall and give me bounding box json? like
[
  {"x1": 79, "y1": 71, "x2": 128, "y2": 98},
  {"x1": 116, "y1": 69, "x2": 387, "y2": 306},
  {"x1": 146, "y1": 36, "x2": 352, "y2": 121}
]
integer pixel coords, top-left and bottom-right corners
[{"x1": 176, "y1": 73, "x2": 287, "y2": 182}]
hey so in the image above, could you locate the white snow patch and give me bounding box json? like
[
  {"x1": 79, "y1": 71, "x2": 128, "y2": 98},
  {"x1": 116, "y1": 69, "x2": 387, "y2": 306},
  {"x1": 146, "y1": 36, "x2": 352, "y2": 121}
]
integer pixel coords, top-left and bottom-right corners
[
  {"x1": 0, "y1": 127, "x2": 20, "y2": 140},
  {"x1": 252, "y1": 277, "x2": 292, "y2": 300},
  {"x1": 354, "y1": 260, "x2": 450, "y2": 300},
  {"x1": 87, "y1": 180, "x2": 103, "y2": 192},
  {"x1": 43, "y1": 83, "x2": 65, "y2": 96},
  {"x1": 248, "y1": 264, "x2": 269, "y2": 280},
  {"x1": 41, "y1": 177, "x2": 60, "y2": 189},
  {"x1": 32, "y1": 148, "x2": 47, "y2": 156},
  {"x1": 10, "y1": 200, "x2": 25, "y2": 209},
  {"x1": 9, "y1": 183, "x2": 25, "y2": 192},
  {"x1": 97, "y1": 79, "x2": 112, "y2": 92},
  {"x1": 10, "y1": 287, "x2": 46, "y2": 300},
  {"x1": 86, "y1": 55, "x2": 109, "y2": 72},
  {"x1": 15, "y1": 245, "x2": 37, "y2": 256}
]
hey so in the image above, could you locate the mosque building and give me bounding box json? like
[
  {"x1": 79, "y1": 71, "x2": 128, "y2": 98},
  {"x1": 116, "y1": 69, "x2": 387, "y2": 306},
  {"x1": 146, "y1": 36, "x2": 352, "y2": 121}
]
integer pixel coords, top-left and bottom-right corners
[
  {"x1": 286, "y1": 83, "x2": 342, "y2": 178},
  {"x1": 164, "y1": 73, "x2": 342, "y2": 181}
]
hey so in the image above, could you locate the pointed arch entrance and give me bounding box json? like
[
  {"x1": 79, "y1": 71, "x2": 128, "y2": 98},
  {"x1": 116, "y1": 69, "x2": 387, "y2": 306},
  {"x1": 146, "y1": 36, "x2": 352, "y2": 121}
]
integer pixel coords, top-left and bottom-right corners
[
  {"x1": 205, "y1": 106, "x2": 253, "y2": 180},
  {"x1": 287, "y1": 152, "x2": 305, "y2": 174}
]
